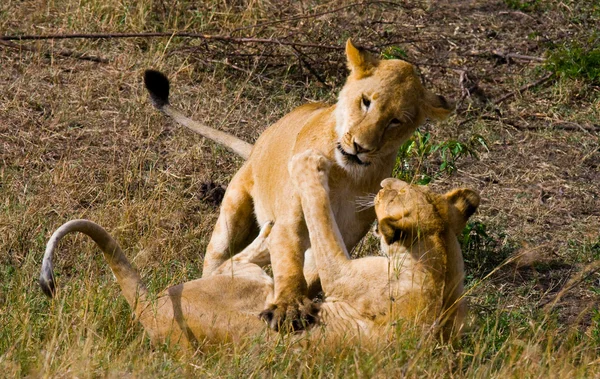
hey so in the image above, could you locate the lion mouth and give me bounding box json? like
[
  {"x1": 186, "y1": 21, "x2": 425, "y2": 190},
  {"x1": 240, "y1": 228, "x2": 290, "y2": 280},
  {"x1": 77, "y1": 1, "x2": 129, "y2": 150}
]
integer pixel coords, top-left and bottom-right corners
[{"x1": 336, "y1": 143, "x2": 370, "y2": 166}]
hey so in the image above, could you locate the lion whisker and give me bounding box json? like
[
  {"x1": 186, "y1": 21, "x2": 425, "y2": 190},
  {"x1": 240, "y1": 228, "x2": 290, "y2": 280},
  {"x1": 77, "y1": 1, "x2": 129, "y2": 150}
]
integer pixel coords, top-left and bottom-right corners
[
  {"x1": 400, "y1": 109, "x2": 414, "y2": 124},
  {"x1": 355, "y1": 193, "x2": 376, "y2": 212}
]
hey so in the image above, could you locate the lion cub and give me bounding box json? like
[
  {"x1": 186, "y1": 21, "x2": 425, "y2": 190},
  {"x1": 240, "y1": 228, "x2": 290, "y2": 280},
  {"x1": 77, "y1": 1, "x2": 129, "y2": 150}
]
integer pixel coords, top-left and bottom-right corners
[
  {"x1": 290, "y1": 150, "x2": 480, "y2": 340},
  {"x1": 144, "y1": 39, "x2": 454, "y2": 329}
]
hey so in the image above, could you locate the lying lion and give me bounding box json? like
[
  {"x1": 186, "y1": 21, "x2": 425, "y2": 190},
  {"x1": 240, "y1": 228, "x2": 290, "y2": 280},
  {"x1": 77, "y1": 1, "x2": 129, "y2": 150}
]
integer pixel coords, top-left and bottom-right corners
[
  {"x1": 144, "y1": 39, "x2": 454, "y2": 329},
  {"x1": 39, "y1": 150, "x2": 479, "y2": 347}
]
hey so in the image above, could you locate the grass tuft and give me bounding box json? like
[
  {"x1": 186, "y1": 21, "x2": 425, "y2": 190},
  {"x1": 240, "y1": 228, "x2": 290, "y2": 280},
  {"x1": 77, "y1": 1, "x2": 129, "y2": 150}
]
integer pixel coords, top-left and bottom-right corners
[{"x1": 546, "y1": 35, "x2": 600, "y2": 83}]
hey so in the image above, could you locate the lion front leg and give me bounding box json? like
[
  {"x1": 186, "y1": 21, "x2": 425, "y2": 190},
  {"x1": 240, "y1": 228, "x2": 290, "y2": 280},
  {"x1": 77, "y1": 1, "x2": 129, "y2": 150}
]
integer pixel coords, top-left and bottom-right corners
[
  {"x1": 289, "y1": 150, "x2": 358, "y2": 292},
  {"x1": 259, "y1": 215, "x2": 319, "y2": 331}
]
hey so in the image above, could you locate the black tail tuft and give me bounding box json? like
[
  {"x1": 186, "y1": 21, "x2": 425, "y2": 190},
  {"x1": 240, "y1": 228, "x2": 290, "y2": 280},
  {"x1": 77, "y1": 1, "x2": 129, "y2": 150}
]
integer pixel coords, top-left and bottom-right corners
[{"x1": 144, "y1": 69, "x2": 170, "y2": 109}]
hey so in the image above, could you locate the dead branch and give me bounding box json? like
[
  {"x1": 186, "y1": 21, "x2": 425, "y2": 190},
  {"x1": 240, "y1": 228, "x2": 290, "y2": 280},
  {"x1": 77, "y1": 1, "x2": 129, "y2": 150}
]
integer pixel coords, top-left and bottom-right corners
[
  {"x1": 479, "y1": 115, "x2": 530, "y2": 130},
  {"x1": 498, "y1": 10, "x2": 536, "y2": 20},
  {"x1": 552, "y1": 121, "x2": 600, "y2": 133},
  {"x1": 467, "y1": 50, "x2": 546, "y2": 63},
  {"x1": 492, "y1": 50, "x2": 546, "y2": 62},
  {"x1": 0, "y1": 39, "x2": 108, "y2": 63},
  {"x1": 0, "y1": 32, "x2": 348, "y2": 51},
  {"x1": 0, "y1": 31, "x2": 447, "y2": 56},
  {"x1": 291, "y1": 46, "x2": 330, "y2": 88},
  {"x1": 455, "y1": 70, "x2": 470, "y2": 110},
  {"x1": 522, "y1": 114, "x2": 600, "y2": 133},
  {"x1": 493, "y1": 72, "x2": 555, "y2": 104},
  {"x1": 169, "y1": 46, "x2": 297, "y2": 59}
]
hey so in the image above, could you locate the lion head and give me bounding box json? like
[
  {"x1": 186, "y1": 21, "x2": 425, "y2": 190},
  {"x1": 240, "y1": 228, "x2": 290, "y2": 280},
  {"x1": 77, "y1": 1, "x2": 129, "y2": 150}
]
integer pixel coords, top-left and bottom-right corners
[
  {"x1": 334, "y1": 40, "x2": 454, "y2": 170},
  {"x1": 374, "y1": 178, "x2": 480, "y2": 255}
]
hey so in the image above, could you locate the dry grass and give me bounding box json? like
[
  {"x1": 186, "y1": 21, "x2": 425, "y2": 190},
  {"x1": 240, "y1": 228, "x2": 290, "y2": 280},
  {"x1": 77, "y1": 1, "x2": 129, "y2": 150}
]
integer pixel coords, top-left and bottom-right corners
[{"x1": 1, "y1": 0, "x2": 599, "y2": 376}]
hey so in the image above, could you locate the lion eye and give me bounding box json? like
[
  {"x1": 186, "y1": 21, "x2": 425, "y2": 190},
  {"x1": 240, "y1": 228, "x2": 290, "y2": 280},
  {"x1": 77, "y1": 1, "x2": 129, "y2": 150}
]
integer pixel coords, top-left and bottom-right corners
[
  {"x1": 361, "y1": 95, "x2": 371, "y2": 111},
  {"x1": 389, "y1": 118, "x2": 401, "y2": 127}
]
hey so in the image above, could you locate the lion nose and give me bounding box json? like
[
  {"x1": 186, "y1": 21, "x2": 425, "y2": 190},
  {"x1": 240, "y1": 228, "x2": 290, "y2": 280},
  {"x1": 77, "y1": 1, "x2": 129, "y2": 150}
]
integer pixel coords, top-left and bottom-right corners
[{"x1": 353, "y1": 141, "x2": 370, "y2": 154}]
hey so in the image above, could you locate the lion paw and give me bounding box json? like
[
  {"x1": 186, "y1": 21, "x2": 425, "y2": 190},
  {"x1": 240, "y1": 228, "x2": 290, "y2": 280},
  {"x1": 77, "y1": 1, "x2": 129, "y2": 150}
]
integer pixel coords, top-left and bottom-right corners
[
  {"x1": 259, "y1": 298, "x2": 320, "y2": 332},
  {"x1": 289, "y1": 149, "x2": 332, "y2": 188}
]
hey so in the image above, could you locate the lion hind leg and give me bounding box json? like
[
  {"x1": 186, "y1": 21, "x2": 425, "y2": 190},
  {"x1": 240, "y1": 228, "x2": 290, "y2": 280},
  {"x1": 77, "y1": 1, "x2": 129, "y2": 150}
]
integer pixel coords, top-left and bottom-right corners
[
  {"x1": 210, "y1": 221, "x2": 273, "y2": 276},
  {"x1": 203, "y1": 175, "x2": 258, "y2": 276}
]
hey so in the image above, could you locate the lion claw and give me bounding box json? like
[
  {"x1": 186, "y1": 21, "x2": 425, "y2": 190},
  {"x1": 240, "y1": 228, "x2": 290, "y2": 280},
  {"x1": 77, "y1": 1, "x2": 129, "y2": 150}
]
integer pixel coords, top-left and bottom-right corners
[{"x1": 259, "y1": 298, "x2": 320, "y2": 332}]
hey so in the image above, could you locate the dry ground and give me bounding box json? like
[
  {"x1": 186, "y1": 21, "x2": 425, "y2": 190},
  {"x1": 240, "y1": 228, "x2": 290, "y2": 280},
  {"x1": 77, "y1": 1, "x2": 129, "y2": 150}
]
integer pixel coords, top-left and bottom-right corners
[{"x1": 1, "y1": 0, "x2": 599, "y2": 376}]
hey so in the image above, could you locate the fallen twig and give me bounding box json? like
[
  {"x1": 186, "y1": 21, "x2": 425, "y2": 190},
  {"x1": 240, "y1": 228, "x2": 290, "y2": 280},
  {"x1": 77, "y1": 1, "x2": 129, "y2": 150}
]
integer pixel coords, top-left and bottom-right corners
[
  {"x1": 0, "y1": 32, "x2": 348, "y2": 51},
  {"x1": 0, "y1": 39, "x2": 108, "y2": 63},
  {"x1": 291, "y1": 46, "x2": 330, "y2": 88},
  {"x1": 1, "y1": 31, "x2": 450, "y2": 56},
  {"x1": 523, "y1": 114, "x2": 600, "y2": 133},
  {"x1": 467, "y1": 50, "x2": 546, "y2": 63},
  {"x1": 492, "y1": 49, "x2": 546, "y2": 63},
  {"x1": 481, "y1": 116, "x2": 529, "y2": 130},
  {"x1": 458, "y1": 70, "x2": 469, "y2": 100},
  {"x1": 552, "y1": 121, "x2": 600, "y2": 133},
  {"x1": 493, "y1": 72, "x2": 555, "y2": 104},
  {"x1": 498, "y1": 10, "x2": 536, "y2": 20}
]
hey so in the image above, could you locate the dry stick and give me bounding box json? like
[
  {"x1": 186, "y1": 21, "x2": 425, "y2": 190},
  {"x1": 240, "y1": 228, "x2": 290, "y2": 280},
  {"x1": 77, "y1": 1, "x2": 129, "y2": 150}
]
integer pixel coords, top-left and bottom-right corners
[
  {"x1": 0, "y1": 39, "x2": 108, "y2": 63},
  {"x1": 1, "y1": 31, "x2": 466, "y2": 69},
  {"x1": 0, "y1": 32, "x2": 347, "y2": 51},
  {"x1": 493, "y1": 72, "x2": 555, "y2": 105},
  {"x1": 467, "y1": 50, "x2": 546, "y2": 63},
  {"x1": 291, "y1": 46, "x2": 330, "y2": 88},
  {"x1": 498, "y1": 10, "x2": 536, "y2": 20},
  {"x1": 1, "y1": 32, "x2": 434, "y2": 55},
  {"x1": 475, "y1": 115, "x2": 524, "y2": 129},
  {"x1": 455, "y1": 69, "x2": 471, "y2": 110},
  {"x1": 552, "y1": 121, "x2": 600, "y2": 133},
  {"x1": 491, "y1": 50, "x2": 546, "y2": 62}
]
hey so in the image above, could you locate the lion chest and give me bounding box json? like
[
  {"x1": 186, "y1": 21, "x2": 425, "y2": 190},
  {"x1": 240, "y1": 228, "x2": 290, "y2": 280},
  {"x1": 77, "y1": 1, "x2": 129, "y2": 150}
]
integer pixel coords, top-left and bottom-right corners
[{"x1": 329, "y1": 183, "x2": 377, "y2": 251}]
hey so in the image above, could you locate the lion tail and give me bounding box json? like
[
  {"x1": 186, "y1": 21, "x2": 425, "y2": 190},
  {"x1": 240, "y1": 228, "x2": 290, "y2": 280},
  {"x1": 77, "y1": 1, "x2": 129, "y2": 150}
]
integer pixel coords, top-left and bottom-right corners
[
  {"x1": 143, "y1": 69, "x2": 253, "y2": 160},
  {"x1": 40, "y1": 219, "x2": 149, "y2": 317}
]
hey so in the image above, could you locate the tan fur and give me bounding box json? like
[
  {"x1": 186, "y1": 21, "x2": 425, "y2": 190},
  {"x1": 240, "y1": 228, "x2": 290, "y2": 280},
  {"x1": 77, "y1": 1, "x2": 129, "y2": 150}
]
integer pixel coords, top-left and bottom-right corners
[
  {"x1": 39, "y1": 151, "x2": 478, "y2": 347},
  {"x1": 147, "y1": 39, "x2": 454, "y2": 328}
]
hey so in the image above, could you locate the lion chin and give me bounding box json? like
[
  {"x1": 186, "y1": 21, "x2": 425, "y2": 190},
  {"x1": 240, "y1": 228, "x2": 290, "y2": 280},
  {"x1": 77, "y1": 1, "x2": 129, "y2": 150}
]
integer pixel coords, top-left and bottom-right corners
[{"x1": 334, "y1": 143, "x2": 370, "y2": 167}]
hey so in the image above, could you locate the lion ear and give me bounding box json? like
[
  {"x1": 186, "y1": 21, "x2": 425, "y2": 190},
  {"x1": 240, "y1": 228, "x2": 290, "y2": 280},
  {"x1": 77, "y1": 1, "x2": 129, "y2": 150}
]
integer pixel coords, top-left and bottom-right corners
[
  {"x1": 444, "y1": 188, "x2": 480, "y2": 232},
  {"x1": 421, "y1": 90, "x2": 455, "y2": 121},
  {"x1": 346, "y1": 39, "x2": 379, "y2": 77}
]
